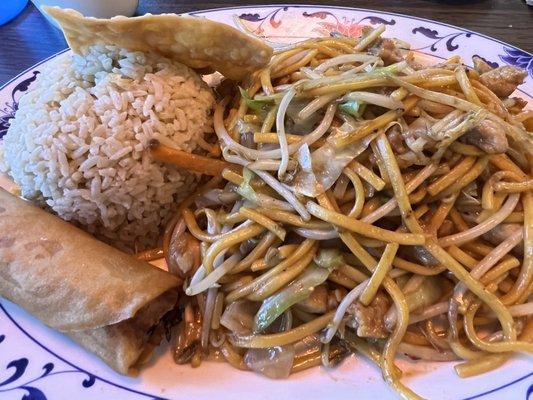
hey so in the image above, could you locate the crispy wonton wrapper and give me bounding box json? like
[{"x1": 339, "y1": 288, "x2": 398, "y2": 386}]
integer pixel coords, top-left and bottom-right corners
[
  {"x1": 0, "y1": 188, "x2": 180, "y2": 375},
  {"x1": 43, "y1": 6, "x2": 273, "y2": 80}
]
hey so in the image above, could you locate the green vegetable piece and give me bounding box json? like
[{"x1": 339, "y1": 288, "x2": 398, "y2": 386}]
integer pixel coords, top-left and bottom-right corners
[
  {"x1": 339, "y1": 100, "x2": 366, "y2": 118},
  {"x1": 239, "y1": 86, "x2": 268, "y2": 111},
  {"x1": 314, "y1": 248, "x2": 345, "y2": 270},
  {"x1": 237, "y1": 168, "x2": 260, "y2": 203},
  {"x1": 253, "y1": 264, "x2": 331, "y2": 333}
]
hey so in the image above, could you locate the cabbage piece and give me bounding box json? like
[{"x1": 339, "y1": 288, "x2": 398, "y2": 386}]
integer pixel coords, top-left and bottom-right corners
[
  {"x1": 253, "y1": 263, "x2": 332, "y2": 333},
  {"x1": 291, "y1": 128, "x2": 377, "y2": 197},
  {"x1": 244, "y1": 311, "x2": 296, "y2": 378},
  {"x1": 293, "y1": 144, "x2": 320, "y2": 194},
  {"x1": 237, "y1": 168, "x2": 259, "y2": 203},
  {"x1": 244, "y1": 345, "x2": 295, "y2": 379},
  {"x1": 220, "y1": 300, "x2": 260, "y2": 334},
  {"x1": 314, "y1": 248, "x2": 345, "y2": 270},
  {"x1": 286, "y1": 98, "x2": 323, "y2": 134},
  {"x1": 405, "y1": 276, "x2": 442, "y2": 312},
  {"x1": 167, "y1": 220, "x2": 195, "y2": 278}
]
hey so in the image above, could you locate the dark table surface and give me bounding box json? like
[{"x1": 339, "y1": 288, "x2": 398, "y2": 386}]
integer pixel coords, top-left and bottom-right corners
[{"x1": 1, "y1": 0, "x2": 532, "y2": 85}]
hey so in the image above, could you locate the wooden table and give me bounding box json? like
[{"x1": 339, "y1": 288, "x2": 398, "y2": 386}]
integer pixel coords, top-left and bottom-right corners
[{"x1": 1, "y1": 0, "x2": 531, "y2": 84}]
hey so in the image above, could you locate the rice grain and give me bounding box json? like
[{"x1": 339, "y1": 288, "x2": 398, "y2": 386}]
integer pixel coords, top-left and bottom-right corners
[{"x1": 1, "y1": 45, "x2": 215, "y2": 250}]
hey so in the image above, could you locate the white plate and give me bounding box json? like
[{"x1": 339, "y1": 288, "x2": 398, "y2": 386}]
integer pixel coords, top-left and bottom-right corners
[{"x1": 0, "y1": 5, "x2": 532, "y2": 400}]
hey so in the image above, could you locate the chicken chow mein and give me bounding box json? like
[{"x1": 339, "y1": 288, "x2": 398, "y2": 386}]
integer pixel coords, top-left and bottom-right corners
[{"x1": 139, "y1": 25, "x2": 533, "y2": 400}]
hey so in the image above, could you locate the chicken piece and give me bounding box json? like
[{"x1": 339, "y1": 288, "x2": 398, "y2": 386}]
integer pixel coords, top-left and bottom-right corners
[
  {"x1": 346, "y1": 292, "x2": 390, "y2": 338},
  {"x1": 369, "y1": 38, "x2": 405, "y2": 66},
  {"x1": 479, "y1": 66, "x2": 528, "y2": 98},
  {"x1": 472, "y1": 56, "x2": 493, "y2": 74},
  {"x1": 327, "y1": 288, "x2": 346, "y2": 310},
  {"x1": 417, "y1": 99, "x2": 455, "y2": 115},
  {"x1": 508, "y1": 97, "x2": 528, "y2": 110},
  {"x1": 482, "y1": 223, "x2": 524, "y2": 256},
  {"x1": 503, "y1": 97, "x2": 528, "y2": 114},
  {"x1": 525, "y1": 118, "x2": 533, "y2": 133},
  {"x1": 462, "y1": 119, "x2": 508, "y2": 154},
  {"x1": 437, "y1": 219, "x2": 454, "y2": 237},
  {"x1": 297, "y1": 285, "x2": 328, "y2": 314},
  {"x1": 402, "y1": 117, "x2": 437, "y2": 152},
  {"x1": 386, "y1": 124, "x2": 408, "y2": 154}
]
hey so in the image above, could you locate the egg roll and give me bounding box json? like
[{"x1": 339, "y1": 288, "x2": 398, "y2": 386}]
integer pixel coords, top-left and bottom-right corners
[{"x1": 0, "y1": 188, "x2": 180, "y2": 375}]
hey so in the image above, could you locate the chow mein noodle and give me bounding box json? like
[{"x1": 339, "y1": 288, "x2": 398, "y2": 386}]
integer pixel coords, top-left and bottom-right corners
[{"x1": 141, "y1": 25, "x2": 532, "y2": 400}]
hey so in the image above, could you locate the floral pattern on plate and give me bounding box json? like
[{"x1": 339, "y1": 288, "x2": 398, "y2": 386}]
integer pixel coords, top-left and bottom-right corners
[{"x1": 0, "y1": 5, "x2": 531, "y2": 400}]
